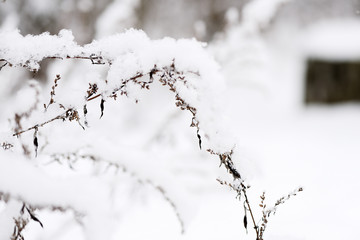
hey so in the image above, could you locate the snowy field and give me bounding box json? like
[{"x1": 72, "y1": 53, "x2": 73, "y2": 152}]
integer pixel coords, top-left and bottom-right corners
[{"x1": 1, "y1": 0, "x2": 360, "y2": 240}]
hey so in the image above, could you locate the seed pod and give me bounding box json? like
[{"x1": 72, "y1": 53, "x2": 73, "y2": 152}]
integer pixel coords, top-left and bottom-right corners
[
  {"x1": 26, "y1": 206, "x2": 43, "y2": 228},
  {"x1": 83, "y1": 104, "x2": 88, "y2": 115},
  {"x1": 197, "y1": 129, "x2": 202, "y2": 150},
  {"x1": 33, "y1": 127, "x2": 39, "y2": 157},
  {"x1": 243, "y1": 214, "x2": 248, "y2": 232},
  {"x1": 100, "y1": 99, "x2": 105, "y2": 118}
]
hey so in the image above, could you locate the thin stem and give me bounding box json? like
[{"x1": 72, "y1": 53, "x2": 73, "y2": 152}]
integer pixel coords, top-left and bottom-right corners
[
  {"x1": 0, "y1": 62, "x2": 7, "y2": 70},
  {"x1": 87, "y1": 94, "x2": 101, "y2": 101},
  {"x1": 13, "y1": 113, "x2": 66, "y2": 137},
  {"x1": 11, "y1": 68, "x2": 158, "y2": 137},
  {"x1": 242, "y1": 185, "x2": 260, "y2": 239},
  {"x1": 215, "y1": 152, "x2": 260, "y2": 239}
]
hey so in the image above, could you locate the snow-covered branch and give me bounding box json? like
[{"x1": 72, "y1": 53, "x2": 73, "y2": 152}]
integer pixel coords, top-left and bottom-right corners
[
  {"x1": 0, "y1": 29, "x2": 240, "y2": 239},
  {"x1": 1, "y1": 29, "x2": 233, "y2": 153},
  {"x1": 0, "y1": 28, "x2": 302, "y2": 240}
]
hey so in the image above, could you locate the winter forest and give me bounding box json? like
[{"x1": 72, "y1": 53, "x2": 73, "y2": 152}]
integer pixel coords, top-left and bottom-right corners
[{"x1": 1, "y1": 0, "x2": 360, "y2": 239}]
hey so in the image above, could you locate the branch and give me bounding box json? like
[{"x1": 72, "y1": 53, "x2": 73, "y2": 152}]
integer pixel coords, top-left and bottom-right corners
[
  {"x1": 258, "y1": 188, "x2": 303, "y2": 239},
  {"x1": 1, "y1": 30, "x2": 273, "y2": 238},
  {"x1": 0, "y1": 54, "x2": 108, "y2": 72},
  {"x1": 6, "y1": 57, "x2": 243, "y2": 236},
  {"x1": 216, "y1": 178, "x2": 260, "y2": 238},
  {"x1": 0, "y1": 61, "x2": 7, "y2": 71},
  {"x1": 13, "y1": 112, "x2": 66, "y2": 137},
  {"x1": 47, "y1": 151, "x2": 186, "y2": 233},
  {"x1": 0, "y1": 191, "x2": 82, "y2": 240}
]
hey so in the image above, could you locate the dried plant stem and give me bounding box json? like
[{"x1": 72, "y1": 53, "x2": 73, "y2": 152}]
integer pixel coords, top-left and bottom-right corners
[
  {"x1": 0, "y1": 55, "x2": 107, "y2": 73},
  {"x1": 11, "y1": 65, "x2": 187, "y2": 138},
  {"x1": 86, "y1": 93, "x2": 101, "y2": 101},
  {"x1": 48, "y1": 151, "x2": 186, "y2": 233},
  {"x1": 5, "y1": 55, "x2": 279, "y2": 239},
  {"x1": 13, "y1": 114, "x2": 66, "y2": 137},
  {"x1": 243, "y1": 188, "x2": 260, "y2": 238},
  {"x1": 0, "y1": 191, "x2": 81, "y2": 240},
  {"x1": 0, "y1": 61, "x2": 7, "y2": 70},
  {"x1": 214, "y1": 151, "x2": 260, "y2": 238}
]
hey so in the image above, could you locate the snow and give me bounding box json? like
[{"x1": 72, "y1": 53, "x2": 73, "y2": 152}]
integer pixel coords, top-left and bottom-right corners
[
  {"x1": 0, "y1": 200, "x2": 22, "y2": 240},
  {"x1": 0, "y1": 29, "x2": 81, "y2": 70},
  {"x1": 301, "y1": 18, "x2": 360, "y2": 60},
  {"x1": 0, "y1": 27, "x2": 235, "y2": 239},
  {"x1": 1, "y1": 0, "x2": 360, "y2": 239},
  {"x1": 0, "y1": 28, "x2": 231, "y2": 153},
  {"x1": 207, "y1": 1, "x2": 360, "y2": 239},
  {"x1": 234, "y1": 106, "x2": 360, "y2": 240}
]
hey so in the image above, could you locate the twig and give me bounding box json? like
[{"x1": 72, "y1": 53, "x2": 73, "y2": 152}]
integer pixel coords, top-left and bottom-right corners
[
  {"x1": 0, "y1": 54, "x2": 108, "y2": 72},
  {"x1": 11, "y1": 65, "x2": 187, "y2": 137},
  {"x1": 0, "y1": 61, "x2": 7, "y2": 71},
  {"x1": 48, "y1": 151, "x2": 185, "y2": 234},
  {"x1": 13, "y1": 113, "x2": 66, "y2": 137},
  {"x1": 44, "y1": 74, "x2": 61, "y2": 110},
  {"x1": 244, "y1": 188, "x2": 260, "y2": 238},
  {"x1": 87, "y1": 93, "x2": 101, "y2": 102},
  {"x1": 213, "y1": 149, "x2": 262, "y2": 238}
]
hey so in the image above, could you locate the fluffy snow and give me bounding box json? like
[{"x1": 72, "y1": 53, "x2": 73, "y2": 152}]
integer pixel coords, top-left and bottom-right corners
[
  {"x1": 0, "y1": 27, "x2": 234, "y2": 239},
  {"x1": 0, "y1": 30, "x2": 81, "y2": 70},
  {"x1": 301, "y1": 18, "x2": 360, "y2": 60},
  {"x1": 0, "y1": 28, "x2": 231, "y2": 153},
  {"x1": 1, "y1": 0, "x2": 360, "y2": 240}
]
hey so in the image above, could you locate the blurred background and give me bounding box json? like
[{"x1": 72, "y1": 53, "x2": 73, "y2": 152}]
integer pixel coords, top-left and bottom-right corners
[{"x1": 1, "y1": 0, "x2": 360, "y2": 239}]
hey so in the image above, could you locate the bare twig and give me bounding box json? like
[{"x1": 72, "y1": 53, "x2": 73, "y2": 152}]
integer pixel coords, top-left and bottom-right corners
[
  {"x1": 47, "y1": 151, "x2": 185, "y2": 233},
  {"x1": 0, "y1": 61, "x2": 7, "y2": 71},
  {"x1": 0, "y1": 192, "x2": 81, "y2": 240},
  {"x1": 216, "y1": 177, "x2": 260, "y2": 238},
  {"x1": 0, "y1": 54, "x2": 109, "y2": 72},
  {"x1": 11, "y1": 63, "x2": 193, "y2": 138},
  {"x1": 13, "y1": 112, "x2": 66, "y2": 137},
  {"x1": 44, "y1": 74, "x2": 61, "y2": 110}
]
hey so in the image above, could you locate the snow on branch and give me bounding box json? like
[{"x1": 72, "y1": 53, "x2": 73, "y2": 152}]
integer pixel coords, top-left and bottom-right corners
[
  {"x1": 1, "y1": 28, "x2": 233, "y2": 153},
  {"x1": 0, "y1": 29, "x2": 239, "y2": 239},
  {"x1": 0, "y1": 28, "x2": 304, "y2": 240}
]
